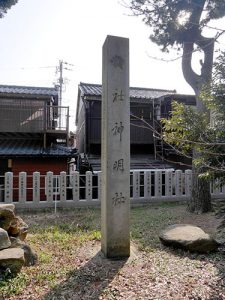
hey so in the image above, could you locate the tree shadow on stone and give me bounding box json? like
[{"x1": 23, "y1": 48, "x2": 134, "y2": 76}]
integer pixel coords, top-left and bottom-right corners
[{"x1": 42, "y1": 249, "x2": 128, "y2": 300}]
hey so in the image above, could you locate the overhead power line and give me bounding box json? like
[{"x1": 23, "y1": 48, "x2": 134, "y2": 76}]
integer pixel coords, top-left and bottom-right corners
[{"x1": 0, "y1": 65, "x2": 56, "y2": 71}]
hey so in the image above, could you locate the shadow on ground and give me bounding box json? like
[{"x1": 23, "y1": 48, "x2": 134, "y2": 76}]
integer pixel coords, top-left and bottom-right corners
[
  {"x1": 42, "y1": 249, "x2": 128, "y2": 300},
  {"x1": 163, "y1": 244, "x2": 225, "y2": 299}
]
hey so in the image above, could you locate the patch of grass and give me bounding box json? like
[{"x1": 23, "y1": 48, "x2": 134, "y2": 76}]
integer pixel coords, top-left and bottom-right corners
[
  {"x1": 101, "y1": 287, "x2": 118, "y2": 300},
  {"x1": 130, "y1": 204, "x2": 187, "y2": 250},
  {"x1": 4, "y1": 203, "x2": 220, "y2": 299},
  {"x1": 156, "y1": 201, "x2": 184, "y2": 208},
  {"x1": 36, "y1": 271, "x2": 57, "y2": 285},
  {"x1": 38, "y1": 251, "x2": 53, "y2": 264},
  {"x1": 0, "y1": 209, "x2": 102, "y2": 298},
  {"x1": 29, "y1": 225, "x2": 101, "y2": 247},
  {"x1": 0, "y1": 272, "x2": 29, "y2": 298}
]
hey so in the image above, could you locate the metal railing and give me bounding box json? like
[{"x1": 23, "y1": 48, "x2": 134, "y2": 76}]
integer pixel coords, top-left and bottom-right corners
[{"x1": 0, "y1": 104, "x2": 69, "y2": 133}]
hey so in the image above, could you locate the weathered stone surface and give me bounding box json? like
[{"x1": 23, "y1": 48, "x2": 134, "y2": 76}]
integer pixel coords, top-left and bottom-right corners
[
  {"x1": 8, "y1": 216, "x2": 28, "y2": 241},
  {"x1": 0, "y1": 204, "x2": 15, "y2": 212},
  {"x1": 0, "y1": 209, "x2": 37, "y2": 274},
  {"x1": 101, "y1": 35, "x2": 130, "y2": 258},
  {"x1": 0, "y1": 208, "x2": 15, "y2": 231},
  {"x1": 9, "y1": 238, "x2": 37, "y2": 266},
  {"x1": 0, "y1": 248, "x2": 25, "y2": 275},
  {"x1": 0, "y1": 228, "x2": 11, "y2": 250},
  {"x1": 159, "y1": 224, "x2": 219, "y2": 253},
  {"x1": 21, "y1": 244, "x2": 38, "y2": 266},
  {"x1": 18, "y1": 228, "x2": 28, "y2": 241},
  {"x1": 9, "y1": 236, "x2": 24, "y2": 248}
]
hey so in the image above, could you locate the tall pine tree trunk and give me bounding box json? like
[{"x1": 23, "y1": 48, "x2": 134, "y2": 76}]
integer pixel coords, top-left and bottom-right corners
[{"x1": 182, "y1": 38, "x2": 214, "y2": 213}]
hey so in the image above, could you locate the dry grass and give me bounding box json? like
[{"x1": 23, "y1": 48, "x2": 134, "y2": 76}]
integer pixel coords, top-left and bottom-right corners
[{"x1": 1, "y1": 203, "x2": 225, "y2": 300}]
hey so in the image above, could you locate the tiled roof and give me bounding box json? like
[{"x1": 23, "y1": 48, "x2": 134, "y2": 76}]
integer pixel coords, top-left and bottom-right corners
[
  {"x1": 0, "y1": 84, "x2": 58, "y2": 97},
  {"x1": 0, "y1": 139, "x2": 75, "y2": 157},
  {"x1": 79, "y1": 82, "x2": 176, "y2": 100}
]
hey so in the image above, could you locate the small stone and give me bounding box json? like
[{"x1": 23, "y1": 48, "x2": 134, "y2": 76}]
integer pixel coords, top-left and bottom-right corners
[
  {"x1": 0, "y1": 248, "x2": 25, "y2": 275},
  {"x1": 21, "y1": 244, "x2": 38, "y2": 266},
  {"x1": 19, "y1": 228, "x2": 28, "y2": 241},
  {"x1": 0, "y1": 204, "x2": 15, "y2": 213},
  {"x1": 9, "y1": 237, "x2": 24, "y2": 248},
  {"x1": 0, "y1": 228, "x2": 11, "y2": 250},
  {"x1": 8, "y1": 216, "x2": 28, "y2": 241},
  {"x1": 9, "y1": 237, "x2": 37, "y2": 266},
  {"x1": 159, "y1": 224, "x2": 220, "y2": 253},
  {"x1": 0, "y1": 208, "x2": 15, "y2": 231}
]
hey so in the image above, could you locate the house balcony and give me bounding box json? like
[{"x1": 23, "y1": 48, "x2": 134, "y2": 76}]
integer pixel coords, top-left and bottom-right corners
[{"x1": 0, "y1": 104, "x2": 69, "y2": 135}]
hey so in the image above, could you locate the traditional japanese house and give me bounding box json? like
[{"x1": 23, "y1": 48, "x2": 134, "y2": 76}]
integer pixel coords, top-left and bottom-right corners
[
  {"x1": 0, "y1": 84, "x2": 75, "y2": 200},
  {"x1": 76, "y1": 82, "x2": 196, "y2": 170}
]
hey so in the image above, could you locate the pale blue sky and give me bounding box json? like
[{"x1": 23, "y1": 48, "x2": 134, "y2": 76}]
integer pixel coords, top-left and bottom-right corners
[{"x1": 0, "y1": 0, "x2": 224, "y2": 130}]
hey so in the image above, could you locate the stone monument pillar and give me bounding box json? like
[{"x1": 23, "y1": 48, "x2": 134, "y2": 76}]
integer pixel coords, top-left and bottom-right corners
[{"x1": 101, "y1": 35, "x2": 130, "y2": 258}]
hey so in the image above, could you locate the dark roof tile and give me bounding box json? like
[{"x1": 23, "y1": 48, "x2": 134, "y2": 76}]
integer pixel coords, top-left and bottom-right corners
[
  {"x1": 0, "y1": 140, "x2": 74, "y2": 157},
  {"x1": 0, "y1": 84, "x2": 59, "y2": 97},
  {"x1": 79, "y1": 82, "x2": 176, "y2": 100}
]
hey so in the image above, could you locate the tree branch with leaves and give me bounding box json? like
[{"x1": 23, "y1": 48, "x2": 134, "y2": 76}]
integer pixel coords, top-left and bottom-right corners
[
  {"x1": 162, "y1": 51, "x2": 225, "y2": 210},
  {"x1": 0, "y1": 0, "x2": 18, "y2": 18},
  {"x1": 128, "y1": 0, "x2": 225, "y2": 213}
]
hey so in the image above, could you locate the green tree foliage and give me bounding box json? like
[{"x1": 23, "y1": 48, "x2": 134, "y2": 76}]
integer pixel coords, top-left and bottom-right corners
[
  {"x1": 162, "y1": 101, "x2": 209, "y2": 155},
  {"x1": 129, "y1": 0, "x2": 225, "y2": 50},
  {"x1": 129, "y1": 0, "x2": 225, "y2": 213},
  {"x1": 162, "y1": 51, "x2": 225, "y2": 182},
  {"x1": 0, "y1": 0, "x2": 18, "y2": 18},
  {"x1": 129, "y1": 0, "x2": 225, "y2": 96}
]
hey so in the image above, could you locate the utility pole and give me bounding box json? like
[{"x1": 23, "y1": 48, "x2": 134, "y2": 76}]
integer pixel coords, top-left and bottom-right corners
[
  {"x1": 58, "y1": 60, "x2": 63, "y2": 108},
  {"x1": 56, "y1": 60, "x2": 74, "y2": 129},
  {"x1": 56, "y1": 60, "x2": 74, "y2": 107}
]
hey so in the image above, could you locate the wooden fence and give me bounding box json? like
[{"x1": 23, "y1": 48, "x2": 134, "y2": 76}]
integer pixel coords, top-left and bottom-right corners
[{"x1": 0, "y1": 170, "x2": 224, "y2": 209}]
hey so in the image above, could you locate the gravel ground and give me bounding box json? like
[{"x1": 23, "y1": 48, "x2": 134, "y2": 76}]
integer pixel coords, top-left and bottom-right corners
[{"x1": 3, "y1": 204, "x2": 225, "y2": 300}]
